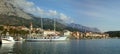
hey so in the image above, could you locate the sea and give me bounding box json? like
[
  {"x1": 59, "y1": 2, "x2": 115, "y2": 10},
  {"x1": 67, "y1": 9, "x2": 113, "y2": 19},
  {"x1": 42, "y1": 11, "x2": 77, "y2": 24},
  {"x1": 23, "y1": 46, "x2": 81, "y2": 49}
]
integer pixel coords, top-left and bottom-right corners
[{"x1": 0, "y1": 39, "x2": 120, "y2": 54}]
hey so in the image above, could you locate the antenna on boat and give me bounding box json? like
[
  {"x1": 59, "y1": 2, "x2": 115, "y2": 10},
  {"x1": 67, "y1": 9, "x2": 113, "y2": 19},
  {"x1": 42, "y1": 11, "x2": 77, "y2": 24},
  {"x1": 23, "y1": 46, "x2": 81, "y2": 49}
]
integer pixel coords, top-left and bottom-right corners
[{"x1": 41, "y1": 17, "x2": 43, "y2": 30}]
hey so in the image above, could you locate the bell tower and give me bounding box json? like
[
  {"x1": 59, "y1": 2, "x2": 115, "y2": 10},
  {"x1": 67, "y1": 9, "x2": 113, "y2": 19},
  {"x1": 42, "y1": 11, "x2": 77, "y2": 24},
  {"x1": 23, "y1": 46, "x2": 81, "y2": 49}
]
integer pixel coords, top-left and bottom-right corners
[{"x1": 30, "y1": 22, "x2": 33, "y2": 31}]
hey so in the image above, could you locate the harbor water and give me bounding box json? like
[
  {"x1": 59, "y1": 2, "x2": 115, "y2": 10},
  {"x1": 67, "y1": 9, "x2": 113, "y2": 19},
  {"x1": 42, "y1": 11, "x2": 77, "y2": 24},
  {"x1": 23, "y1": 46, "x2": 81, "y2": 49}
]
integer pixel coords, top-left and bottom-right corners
[{"x1": 0, "y1": 39, "x2": 120, "y2": 54}]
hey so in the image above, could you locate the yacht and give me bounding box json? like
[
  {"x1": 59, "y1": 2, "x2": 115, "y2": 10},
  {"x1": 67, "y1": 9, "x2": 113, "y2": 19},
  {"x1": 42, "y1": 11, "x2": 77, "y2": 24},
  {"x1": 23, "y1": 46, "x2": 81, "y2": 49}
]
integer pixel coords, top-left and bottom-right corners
[
  {"x1": 1, "y1": 32, "x2": 15, "y2": 44},
  {"x1": 26, "y1": 18, "x2": 68, "y2": 42},
  {"x1": 2, "y1": 36, "x2": 15, "y2": 44},
  {"x1": 26, "y1": 36, "x2": 67, "y2": 42}
]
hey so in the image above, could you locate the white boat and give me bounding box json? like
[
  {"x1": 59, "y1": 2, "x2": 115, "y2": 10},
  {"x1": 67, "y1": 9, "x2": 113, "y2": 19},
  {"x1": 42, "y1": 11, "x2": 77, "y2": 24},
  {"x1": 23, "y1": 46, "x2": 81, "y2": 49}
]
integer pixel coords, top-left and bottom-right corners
[
  {"x1": 1, "y1": 32, "x2": 15, "y2": 44},
  {"x1": 2, "y1": 36, "x2": 15, "y2": 44},
  {"x1": 26, "y1": 36, "x2": 67, "y2": 42},
  {"x1": 26, "y1": 18, "x2": 68, "y2": 42},
  {"x1": 51, "y1": 36, "x2": 67, "y2": 41}
]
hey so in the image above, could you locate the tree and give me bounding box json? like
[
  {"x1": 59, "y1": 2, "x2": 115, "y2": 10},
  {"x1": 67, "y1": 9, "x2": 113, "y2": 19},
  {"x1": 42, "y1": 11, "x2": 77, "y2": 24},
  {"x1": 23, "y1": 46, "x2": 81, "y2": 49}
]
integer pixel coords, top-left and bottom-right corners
[
  {"x1": 0, "y1": 26, "x2": 4, "y2": 31},
  {"x1": 105, "y1": 31, "x2": 120, "y2": 37}
]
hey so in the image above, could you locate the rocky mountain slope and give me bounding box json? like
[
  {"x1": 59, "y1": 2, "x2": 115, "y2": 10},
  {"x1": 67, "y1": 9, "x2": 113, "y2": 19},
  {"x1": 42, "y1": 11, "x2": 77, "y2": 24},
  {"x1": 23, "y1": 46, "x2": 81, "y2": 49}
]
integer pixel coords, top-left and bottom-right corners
[{"x1": 0, "y1": 0, "x2": 32, "y2": 19}]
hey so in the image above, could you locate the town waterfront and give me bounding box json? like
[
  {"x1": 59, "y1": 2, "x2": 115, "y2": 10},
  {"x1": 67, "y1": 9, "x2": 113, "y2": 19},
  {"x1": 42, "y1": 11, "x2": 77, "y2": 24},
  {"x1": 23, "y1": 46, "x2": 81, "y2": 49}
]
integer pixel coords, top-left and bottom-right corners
[{"x1": 0, "y1": 39, "x2": 120, "y2": 54}]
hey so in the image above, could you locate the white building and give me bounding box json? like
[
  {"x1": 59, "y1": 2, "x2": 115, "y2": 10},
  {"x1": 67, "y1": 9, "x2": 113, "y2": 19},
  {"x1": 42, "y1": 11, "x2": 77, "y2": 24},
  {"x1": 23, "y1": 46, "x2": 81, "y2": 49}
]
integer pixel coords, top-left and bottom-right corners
[
  {"x1": 64, "y1": 30, "x2": 71, "y2": 36},
  {"x1": 43, "y1": 30, "x2": 60, "y2": 36}
]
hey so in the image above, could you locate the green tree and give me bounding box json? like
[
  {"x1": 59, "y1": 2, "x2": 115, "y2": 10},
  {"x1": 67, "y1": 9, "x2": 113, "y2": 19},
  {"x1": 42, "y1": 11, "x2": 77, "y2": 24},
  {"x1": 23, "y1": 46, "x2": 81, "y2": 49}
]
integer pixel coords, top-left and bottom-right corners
[{"x1": 0, "y1": 26, "x2": 4, "y2": 31}]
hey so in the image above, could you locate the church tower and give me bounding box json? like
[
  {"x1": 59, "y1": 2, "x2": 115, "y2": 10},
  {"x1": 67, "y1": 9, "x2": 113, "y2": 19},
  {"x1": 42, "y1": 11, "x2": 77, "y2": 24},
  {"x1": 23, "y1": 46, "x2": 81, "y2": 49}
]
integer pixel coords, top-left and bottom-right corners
[{"x1": 30, "y1": 22, "x2": 33, "y2": 31}]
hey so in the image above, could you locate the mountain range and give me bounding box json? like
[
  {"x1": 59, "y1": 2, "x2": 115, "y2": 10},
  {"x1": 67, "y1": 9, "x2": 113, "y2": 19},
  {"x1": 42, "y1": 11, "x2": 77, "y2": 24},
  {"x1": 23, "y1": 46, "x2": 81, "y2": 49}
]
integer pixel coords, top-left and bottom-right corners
[
  {"x1": 67, "y1": 23, "x2": 100, "y2": 32},
  {"x1": 0, "y1": 0, "x2": 100, "y2": 32}
]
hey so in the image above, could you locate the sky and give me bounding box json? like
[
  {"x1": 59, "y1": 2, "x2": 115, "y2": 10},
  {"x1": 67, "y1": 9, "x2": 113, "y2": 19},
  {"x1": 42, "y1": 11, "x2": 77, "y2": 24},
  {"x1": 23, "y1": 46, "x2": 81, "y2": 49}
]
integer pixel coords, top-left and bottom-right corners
[{"x1": 13, "y1": 0, "x2": 120, "y2": 32}]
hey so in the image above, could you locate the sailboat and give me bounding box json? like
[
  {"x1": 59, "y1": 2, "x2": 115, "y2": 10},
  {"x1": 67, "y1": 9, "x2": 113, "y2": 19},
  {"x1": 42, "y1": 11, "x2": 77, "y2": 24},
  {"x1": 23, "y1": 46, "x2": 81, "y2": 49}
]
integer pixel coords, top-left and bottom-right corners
[{"x1": 26, "y1": 18, "x2": 67, "y2": 42}]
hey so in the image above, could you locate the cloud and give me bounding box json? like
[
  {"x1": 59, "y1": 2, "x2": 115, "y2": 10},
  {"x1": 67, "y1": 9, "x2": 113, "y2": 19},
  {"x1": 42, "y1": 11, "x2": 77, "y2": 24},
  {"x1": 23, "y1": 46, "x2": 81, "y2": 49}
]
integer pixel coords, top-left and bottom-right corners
[
  {"x1": 11, "y1": 0, "x2": 36, "y2": 14},
  {"x1": 48, "y1": 10, "x2": 57, "y2": 16},
  {"x1": 11, "y1": 0, "x2": 72, "y2": 22},
  {"x1": 36, "y1": 7, "x2": 44, "y2": 15},
  {"x1": 59, "y1": 13, "x2": 69, "y2": 20},
  {"x1": 13, "y1": 0, "x2": 34, "y2": 8},
  {"x1": 59, "y1": 13, "x2": 74, "y2": 23}
]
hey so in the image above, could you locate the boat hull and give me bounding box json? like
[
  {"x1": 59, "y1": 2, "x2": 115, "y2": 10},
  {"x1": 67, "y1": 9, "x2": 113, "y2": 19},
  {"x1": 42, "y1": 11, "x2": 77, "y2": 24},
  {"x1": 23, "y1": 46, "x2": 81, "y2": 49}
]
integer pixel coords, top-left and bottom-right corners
[
  {"x1": 26, "y1": 37, "x2": 67, "y2": 42},
  {"x1": 2, "y1": 40, "x2": 14, "y2": 44},
  {"x1": 2, "y1": 36, "x2": 15, "y2": 44}
]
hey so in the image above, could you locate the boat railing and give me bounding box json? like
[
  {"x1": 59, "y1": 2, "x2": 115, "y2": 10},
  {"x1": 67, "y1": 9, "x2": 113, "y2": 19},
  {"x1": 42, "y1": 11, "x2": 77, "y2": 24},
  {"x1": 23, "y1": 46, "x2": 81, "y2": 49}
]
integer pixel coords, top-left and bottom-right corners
[{"x1": 28, "y1": 35, "x2": 62, "y2": 39}]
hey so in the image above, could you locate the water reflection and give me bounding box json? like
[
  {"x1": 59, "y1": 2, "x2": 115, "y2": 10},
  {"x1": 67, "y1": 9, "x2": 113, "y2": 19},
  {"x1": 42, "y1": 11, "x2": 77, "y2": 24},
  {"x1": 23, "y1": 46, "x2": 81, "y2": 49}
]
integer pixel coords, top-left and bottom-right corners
[
  {"x1": 1, "y1": 39, "x2": 120, "y2": 54},
  {"x1": 13, "y1": 41, "x2": 70, "y2": 54},
  {"x1": 0, "y1": 43, "x2": 14, "y2": 54}
]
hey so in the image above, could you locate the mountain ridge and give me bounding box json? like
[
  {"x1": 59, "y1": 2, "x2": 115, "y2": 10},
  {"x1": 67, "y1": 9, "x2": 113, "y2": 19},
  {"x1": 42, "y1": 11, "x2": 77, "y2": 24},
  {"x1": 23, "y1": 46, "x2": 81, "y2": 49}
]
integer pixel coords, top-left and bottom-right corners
[
  {"x1": 0, "y1": 0, "x2": 101, "y2": 32},
  {"x1": 0, "y1": 0, "x2": 33, "y2": 19},
  {"x1": 67, "y1": 23, "x2": 100, "y2": 32}
]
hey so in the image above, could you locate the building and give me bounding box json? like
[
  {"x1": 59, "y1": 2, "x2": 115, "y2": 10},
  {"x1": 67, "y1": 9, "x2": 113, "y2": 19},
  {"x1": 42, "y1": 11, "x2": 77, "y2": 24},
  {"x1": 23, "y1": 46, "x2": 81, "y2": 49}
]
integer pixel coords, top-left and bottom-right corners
[
  {"x1": 43, "y1": 30, "x2": 60, "y2": 36},
  {"x1": 71, "y1": 31, "x2": 84, "y2": 39},
  {"x1": 64, "y1": 30, "x2": 71, "y2": 36},
  {"x1": 85, "y1": 32, "x2": 109, "y2": 38}
]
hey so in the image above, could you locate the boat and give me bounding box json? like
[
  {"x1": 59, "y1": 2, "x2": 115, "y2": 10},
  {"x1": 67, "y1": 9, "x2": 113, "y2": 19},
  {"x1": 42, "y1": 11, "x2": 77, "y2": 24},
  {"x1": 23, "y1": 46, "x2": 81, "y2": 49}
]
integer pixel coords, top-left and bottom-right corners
[
  {"x1": 2, "y1": 36, "x2": 15, "y2": 44},
  {"x1": 1, "y1": 32, "x2": 15, "y2": 44},
  {"x1": 14, "y1": 36, "x2": 24, "y2": 41},
  {"x1": 26, "y1": 36, "x2": 67, "y2": 42},
  {"x1": 50, "y1": 36, "x2": 67, "y2": 41},
  {"x1": 26, "y1": 18, "x2": 67, "y2": 42}
]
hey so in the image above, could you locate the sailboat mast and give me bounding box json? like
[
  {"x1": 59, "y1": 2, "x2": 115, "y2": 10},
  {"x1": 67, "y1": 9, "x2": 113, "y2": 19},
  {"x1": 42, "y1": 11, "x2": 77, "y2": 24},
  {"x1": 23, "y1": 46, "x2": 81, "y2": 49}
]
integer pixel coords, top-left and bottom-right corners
[
  {"x1": 40, "y1": 17, "x2": 44, "y2": 36},
  {"x1": 54, "y1": 18, "x2": 56, "y2": 33},
  {"x1": 41, "y1": 17, "x2": 43, "y2": 30}
]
